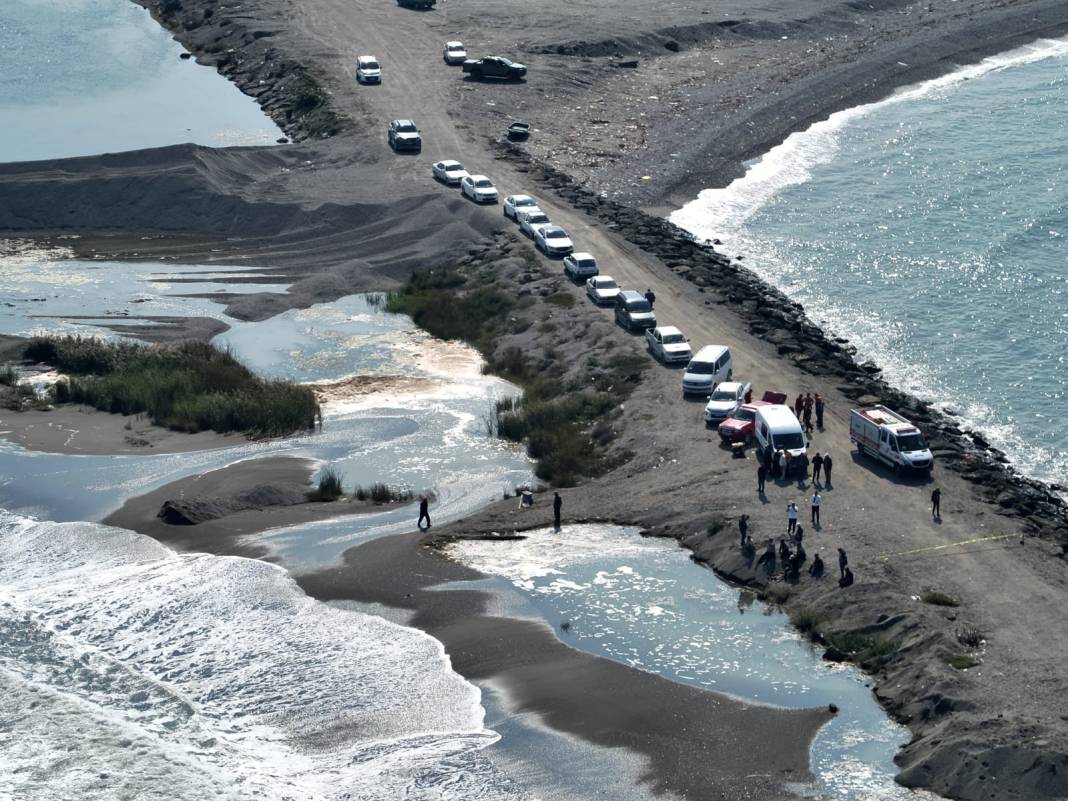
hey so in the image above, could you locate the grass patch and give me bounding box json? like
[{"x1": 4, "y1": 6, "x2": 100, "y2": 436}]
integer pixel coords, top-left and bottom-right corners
[
  {"x1": 759, "y1": 584, "x2": 792, "y2": 605},
  {"x1": 789, "y1": 607, "x2": 824, "y2": 635},
  {"x1": 824, "y1": 631, "x2": 897, "y2": 662},
  {"x1": 385, "y1": 268, "x2": 513, "y2": 348},
  {"x1": 544, "y1": 291, "x2": 575, "y2": 308},
  {"x1": 922, "y1": 590, "x2": 959, "y2": 607},
  {"x1": 311, "y1": 467, "x2": 344, "y2": 501},
  {"x1": 25, "y1": 335, "x2": 319, "y2": 438},
  {"x1": 946, "y1": 654, "x2": 980, "y2": 670},
  {"x1": 353, "y1": 483, "x2": 414, "y2": 503},
  {"x1": 0, "y1": 365, "x2": 17, "y2": 387},
  {"x1": 956, "y1": 626, "x2": 984, "y2": 649}
]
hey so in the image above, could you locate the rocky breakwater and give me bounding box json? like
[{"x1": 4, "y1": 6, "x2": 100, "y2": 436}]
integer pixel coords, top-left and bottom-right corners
[
  {"x1": 134, "y1": 0, "x2": 349, "y2": 141},
  {"x1": 495, "y1": 140, "x2": 1068, "y2": 547}
]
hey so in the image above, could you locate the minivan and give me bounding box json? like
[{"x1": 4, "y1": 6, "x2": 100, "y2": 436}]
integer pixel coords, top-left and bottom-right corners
[
  {"x1": 681, "y1": 345, "x2": 732, "y2": 396},
  {"x1": 754, "y1": 404, "x2": 808, "y2": 460},
  {"x1": 614, "y1": 290, "x2": 657, "y2": 331}
]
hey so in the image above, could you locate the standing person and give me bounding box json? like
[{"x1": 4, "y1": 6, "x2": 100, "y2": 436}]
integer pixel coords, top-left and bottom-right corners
[
  {"x1": 744, "y1": 386, "x2": 753, "y2": 404},
  {"x1": 786, "y1": 501, "x2": 798, "y2": 536},
  {"x1": 839, "y1": 567, "x2": 854, "y2": 588},
  {"x1": 837, "y1": 547, "x2": 848, "y2": 579},
  {"x1": 777, "y1": 449, "x2": 787, "y2": 479},
  {"x1": 757, "y1": 462, "x2": 767, "y2": 493},
  {"x1": 815, "y1": 394, "x2": 826, "y2": 429},
  {"x1": 803, "y1": 393, "x2": 814, "y2": 418},
  {"x1": 553, "y1": 491, "x2": 563, "y2": 530},
  {"x1": 738, "y1": 514, "x2": 750, "y2": 547},
  {"x1": 812, "y1": 452, "x2": 825, "y2": 484},
  {"x1": 931, "y1": 487, "x2": 942, "y2": 520},
  {"x1": 418, "y1": 496, "x2": 431, "y2": 529},
  {"x1": 823, "y1": 453, "x2": 833, "y2": 486},
  {"x1": 811, "y1": 490, "x2": 822, "y2": 525},
  {"x1": 802, "y1": 405, "x2": 813, "y2": 434},
  {"x1": 809, "y1": 552, "x2": 824, "y2": 577},
  {"x1": 794, "y1": 394, "x2": 804, "y2": 418},
  {"x1": 644, "y1": 288, "x2": 656, "y2": 308}
]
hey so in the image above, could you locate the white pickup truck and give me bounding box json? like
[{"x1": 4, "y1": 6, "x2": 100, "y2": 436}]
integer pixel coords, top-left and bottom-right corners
[{"x1": 849, "y1": 405, "x2": 934, "y2": 473}]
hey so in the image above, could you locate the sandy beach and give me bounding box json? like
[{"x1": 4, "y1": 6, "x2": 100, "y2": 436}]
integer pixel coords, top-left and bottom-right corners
[{"x1": 2, "y1": 0, "x2": 1067, "y2": 798}]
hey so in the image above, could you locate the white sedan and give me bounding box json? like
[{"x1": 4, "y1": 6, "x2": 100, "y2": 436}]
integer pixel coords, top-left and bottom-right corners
[
  {"x1": 503, "y1": 194, "x2": 538, "y2": 220},
  {"x1": 533, "y1": 225, "x2": 574, "y2": 256},
  {"x1": 461, "y1": 175, "x2": 499, "y2": 203},
  {"x1": 563, "y1": 252, "x2": 598, "y2": 280},
  {"x1": 518, "y1": 209, "x2": 551, "y2": 238},
  {"x1": 703, "y1": 381, "x2": 753, "y2": 425},
  {"x1": 443, "y1": 41, "x2": 467, "y2": 64},
  {"x1": 432, "y1": 160, "x2": 469, "y2": 185},
  {"x1": 645, "y1": 326, "x2": 692, "y2": 364},
  {"x1": 586, "y1": 275, "x2": 620, "y2": 305}
]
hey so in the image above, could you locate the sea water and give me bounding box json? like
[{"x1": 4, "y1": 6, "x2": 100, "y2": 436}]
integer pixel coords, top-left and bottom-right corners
[
  {"x1": 0, "y1": 0, "x2": 280, "y2": 162},
  {"x1": 671, "y1": 38, "x2": 1068, "y2": 489}
]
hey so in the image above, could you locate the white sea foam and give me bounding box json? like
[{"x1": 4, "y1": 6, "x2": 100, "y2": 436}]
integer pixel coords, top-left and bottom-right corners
[{"x1": 0, "y1": 511, "x2": 520, "y2": 801}]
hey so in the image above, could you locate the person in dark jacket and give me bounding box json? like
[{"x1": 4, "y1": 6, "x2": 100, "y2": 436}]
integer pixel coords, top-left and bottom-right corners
[
  {"x1": 823, "y1": 453, "x2": 834, "y2": 486},
  {"x1": 553, "y1": 492, "x2": 563, "y2": 529},
  {"x1": 757, "y1": 463, "x2": 767, "y2": 493},
  {"x1": 738, "y1": 514, "x2": 749, "y2": 547},
  {"x1": 931, "y1": 488, "x2": 942, "y2": 520},
  {"x1": 809, "y1": 553, "x2": 824, "y2": 577},
  {"x1": 837, "y1": 547, "x2": 848, "y2": 579},
  {"x1": 778, "y1": 538, "x2": 792, "y2": 563},
  {"x1": 839, "y1": 567, "x2": 854, "y2": 588},
  {"x1": 418, "y1": 496, "x2": 431, "y2": 529},
  {"x1": 644, "y1": 288, "x2": 656, "y2": 308},
  {"x1": 815, "y1": 394, "x2": 826, "y2": 429},
  {"x1": 812, "y1": 452, "x2": 825, "y2": 484}
]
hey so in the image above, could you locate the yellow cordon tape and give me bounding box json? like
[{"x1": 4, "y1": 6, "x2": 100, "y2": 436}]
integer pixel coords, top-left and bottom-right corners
[{"x1": 879, "y1": 533, "x2": 1016, "y2": 560}]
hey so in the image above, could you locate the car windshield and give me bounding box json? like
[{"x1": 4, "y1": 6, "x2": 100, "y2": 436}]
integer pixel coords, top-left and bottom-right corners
[
  {"x1": 662, "y1": 333, "x2": 685, "y2": 344},
  {"x1": 710, "y1": 389, "x2": 737, "y2": 401},
  {"x1": 395, "y1": 123, "x2": 417, "y2": 132},
  {"x1": 897, "y1": 433, "x2": 928, "y2": 451},
  {"x1": 545, "y1": 229, "x2": 567, "y2": 239},
  {"x1": 362, "y1": 61, "x2": 380, "y2": 69},
  {"x1": 773, "y1": 432, "x2": 806, "y2": 450},
  {"x1": 626, "y1": 299, "x2": 651, "y2": 312},
  {"x1": 733, "y1": 409, "x2": 755, "y2": 422},
  {"x1": 475, "y1": 179, "x2": 494, "y2": 188},
  {"x1": 514, "y1": 197, "x2": 536, "y2": 207},
  {"x1": 448, "y1": 45, "x2": 464, "y2": 51},
  {"x1": 499, "y1": 58, "x2": 514, "y2": 66},
  {"x1": 576, "y1": 258, "x2": 596, "y2": 268},
  {"x1": 528, "y1": 214, "x2": 548, "y2": 224},
  {"x1": 596, "y1": 279, "x2": 616, "y2": 289},
  {"x1": 445, "y1": 163, "x2": 465, "y2": 172},
  {"x1": 686, "y1": 361, "x2": 716, "y2": 374}
]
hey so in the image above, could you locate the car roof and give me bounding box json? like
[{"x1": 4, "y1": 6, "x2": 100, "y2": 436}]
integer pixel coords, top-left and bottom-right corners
[
  {"x1": 656, "y1": 325, "x2": 683, "y2": 337},
  {"x1": 358, "y1": 55, "x2": 377, "y2": 61},
  {"x1": 522, "y1": 210, "x2": 548, "y2": 219},
  {"x1": 438, "y1": 159, "x2": 463, "y2": 167},
  {"x1": 692, "y1": 344, "x2": 729, "y2": 361},
  {"x1": 570, "y1": 251, "x2": 595, "y2": 261},
  {"x1": 757, "y1": 405, "x2": 803, "y2": 429},
  {"x1": 445, "y1": 41, "x2": 464, "y2": 47},
  {"x1": 468, "y1": 174, "x2": 491, "y2": 182},
  {"x1": 509, "y1": 194, "x2": 535, "y2": 202},
  {"x1": 392, "y1": 119, "x2": 416, "y2": 126},
  {"x1": 541, "y1": 225, "x2": 566, "y2": 235},
  {"x1": 716, "y1": 381, "x2": 745, "y2": 391},
  {"x1": 618, "y1": 289, "x2": 645, "y2": 300},
  {"x1": 593, "y1": 275, "x2": 615, "y2": 283}
]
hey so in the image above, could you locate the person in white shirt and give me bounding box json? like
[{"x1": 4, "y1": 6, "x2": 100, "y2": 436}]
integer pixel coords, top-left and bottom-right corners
[
  {"x1": 786, "y1": 501, "x2": 798, "y2": 536},
  {"x1": 811, "y1": 491, "x2": 822, "y2": 525}
]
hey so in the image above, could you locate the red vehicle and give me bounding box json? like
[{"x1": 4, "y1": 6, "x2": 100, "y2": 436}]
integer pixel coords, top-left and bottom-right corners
[{"x1": 718, "y1": 391, "x2": 788, "y2": 444}]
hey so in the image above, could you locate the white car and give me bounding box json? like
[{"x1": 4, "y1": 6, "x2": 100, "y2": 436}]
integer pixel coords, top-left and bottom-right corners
[
  {"x1": 443, "y1": 41, "x2": 467, "y2": 64},
  {"x1": 533, "y1": 225, "x2": 574, "y2": 256},
  {"x1": 503, "y1": 194, "x2": 538, "y2": 220},
  {"x1": 704, "y1": 381, "x2": 753, "y2": 425},
  {"x1": 432, "y1": 160, "x2": 469, "y2": 185},
  {"x1": 461, "y1": 175, "x2": 499, "y2": 203},
  {"x1": 518, "y1": 209, "x2": 551, "y2": 238},
  {"x1": 563, "y1": 252, "x2": 598, "y2": 280},
  {"x1": 356, "y1": 55, "x2": 381, "y2": 84},
  {"x1": 645, "y1": 326, "x2": 692, "y2": 364},
  {"x1": 586, "y1": 275, "x2": 620, "y2": 305}
]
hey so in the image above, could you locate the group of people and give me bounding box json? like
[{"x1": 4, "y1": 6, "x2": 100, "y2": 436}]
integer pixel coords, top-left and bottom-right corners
[
  {"x1": 759, "y1": 449, "x2": 832, "y2": 488},
  {"x1": 793, "y1": 392, "x2": 825, "y2": 434},
  {"x1": 738, "y1": 501, "x2": 852, "y2": 588}
]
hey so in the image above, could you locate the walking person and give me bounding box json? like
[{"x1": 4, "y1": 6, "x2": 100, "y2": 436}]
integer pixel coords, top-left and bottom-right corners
[
  {"x1": 811, "y1": 490, "x2": 822, "y2": 526},
  {"x1": 644, "y1": 288, "x2": 656, "y2": 308},
  {"x1": 794, "y1": 394, "x2": 804, "y2": 418},
  {"x1": 757, "y1": 462, "x2": 767, "y2": 493},
  {"x1": 812, "y1": 452, "x2": 824, "y2": 485},
  {"x1": 786, "y1": 501, "x2": 798, "y2": 536},
  {"x1": 553, "y1": 491, "x2": 563, "y2": 530},
  {"x1": 837, "y1": 547, "x2": 848, "y2": 580},
  {"x1": 823, "y1": 453, "x2": 833, "y2": 487},
  {"x1": 815, "y1": 394, "x2": 825, "y2": 429},
  {"x1": 931, "y1": 487, "x2": 942, "y2": 520},
  {"x1": 418, "y1": 496, "x2": 431, "y2": 529},
  {"x1": 738, "y1": 514, "x2": 750, "y2": 547}
]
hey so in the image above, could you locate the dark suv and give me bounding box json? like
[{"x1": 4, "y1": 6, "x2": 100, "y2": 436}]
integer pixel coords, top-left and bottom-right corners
[
  {"x1": 614, "y1": 290, "x2": 657, "y2": 332},
  {"x1": 388, "y1": 119, "x2": 422, "y2": 152},
  {"x1": 462, "y1": 56, "x2": 527, "y2": 81}
]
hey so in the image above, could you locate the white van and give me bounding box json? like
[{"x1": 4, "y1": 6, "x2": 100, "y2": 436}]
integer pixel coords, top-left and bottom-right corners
[
  {"x1": 754, "y1": 405, "x2": 808, "y2": 460},
  {"x1": 681, "y1": 345, "x2": 732, "y2": 396},
  {"x1": 850, "y1": 405, "x2": 933, "y2": 473}
]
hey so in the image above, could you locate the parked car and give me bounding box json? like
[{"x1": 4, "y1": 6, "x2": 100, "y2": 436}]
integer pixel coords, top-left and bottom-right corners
[
  {"x1": 507, "y1": 121, "x2": 530, "y2": 140},
  {"x1": 681, "y1": 345, "x2": 732, "y2": 397},
  {"x1": 533, "y1": 225, "x2": 574, "y2": 256},
  {"x1": 462, "y1": 56, "x2": 527, "y2": 80},
  {"x1": 563, "y1": 252, "x2": 598, "y2": 280},
  {"x1": 614, "y1": 290, "x2": 656, "y2": 332},
  {"x1": 586, "y1": 275, "x2": 620, "y2": 305},
  {"x1": 388, "y1": 119, "x2": 421, "y2": 152},
  {"x1": 503, "y1": 194, "x2": 538, "y2": 220},
  {"x1": 850, "y1": 405, "x2": 934, "y2": 473},
  {"x1": 356, "y1": 55, "x2": 381, "y2": 84},
  {"x1": 703, "y1": 381, "x2": 753, "y2": 426},
  {"x1": 645, "y1": 326, "x2": 691, "y2": 364},
  {"x1": 518, "y1": 209, "x2": 551, "y2": 238},
  {"x1": 755, "y1": 405, "x2": 808, "y2": 466},
  {"x1": 443, "y1": 41, "x2": 467, "y2": 64},
  {"x1": 460, "y1": 174, "x2": 499, "y2": 203},
  {"x1": 718, "y1": 400, "x2": 772, "y2": 444},
  {"x1": 431, "y1": 160, "x2": 468, "y2": 185}
]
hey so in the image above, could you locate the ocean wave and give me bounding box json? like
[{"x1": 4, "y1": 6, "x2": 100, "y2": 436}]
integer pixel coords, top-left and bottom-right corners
[{"x1": 0, "y1": 511, "x2": 520, "y2": 801}]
